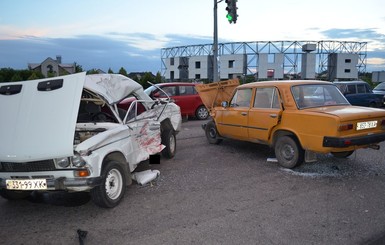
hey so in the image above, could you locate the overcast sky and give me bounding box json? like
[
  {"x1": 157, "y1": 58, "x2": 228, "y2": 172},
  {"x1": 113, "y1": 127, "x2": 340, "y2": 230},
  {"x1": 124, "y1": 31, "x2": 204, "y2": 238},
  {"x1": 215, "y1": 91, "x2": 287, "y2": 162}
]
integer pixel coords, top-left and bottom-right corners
[{"x1": 1, "y1": 0, "x2": 385, "y2": 74}]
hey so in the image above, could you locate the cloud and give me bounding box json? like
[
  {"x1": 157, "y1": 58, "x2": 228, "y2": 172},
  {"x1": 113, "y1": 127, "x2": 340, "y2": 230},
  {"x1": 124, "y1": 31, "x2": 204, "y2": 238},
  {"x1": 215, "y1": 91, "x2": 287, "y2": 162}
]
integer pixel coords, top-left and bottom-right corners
[
  {"x1": 320, "y1": 28, "x2": 385, "y2": 71},
  {"x1": 367, "y1": 57, "x2": 385, "y2": 66},
  {"x1": 106, "y1": 32, "x2": 171, "y2": 51},
  {"x1": 0, "y1": 35, "x2": 160, "y2": 72},
  {"x1": 321, "y1": 28, "x2": 385, "y2": 50},
  {"x1": 1, "y1": 30, "x2": 384, "y2": 74},
  {"x1": 367, "y1": 50, "x2": 385, "y2": 69},
  {"x1": 0, "y1": 33, "x2": 217, "y2": 73},
  {"x1": 321, "y1": 28, "x2": 384, "y2": 40},
  {"x1": 0, "y1": 25, "x2": 50, "y2": 40}
]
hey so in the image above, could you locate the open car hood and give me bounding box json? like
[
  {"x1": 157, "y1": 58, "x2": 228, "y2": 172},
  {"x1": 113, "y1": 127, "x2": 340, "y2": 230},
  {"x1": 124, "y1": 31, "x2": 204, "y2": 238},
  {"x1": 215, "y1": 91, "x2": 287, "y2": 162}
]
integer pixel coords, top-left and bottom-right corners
[
  {"x1": 195, "y1": 79, "x2": 239, "y2": 111},
  {"x1": 0, "y1": 73, "x2": 86, "y2": 162}
]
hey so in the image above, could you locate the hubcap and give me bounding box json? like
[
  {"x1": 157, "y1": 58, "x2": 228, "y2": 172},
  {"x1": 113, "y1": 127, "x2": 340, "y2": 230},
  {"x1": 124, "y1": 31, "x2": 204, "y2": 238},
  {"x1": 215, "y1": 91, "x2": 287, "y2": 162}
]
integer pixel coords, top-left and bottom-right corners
[
  {"x1": 198, "y1": 107, "x2": 208, "y2": 119},
  {"x1": 209, "y1": 127, "x2": 217, "y2": 138},
  {"x1": 281, "y1": 144, "x2": 294, "y2": 161},
  {"x1": 105, "y1": 169, "x2": 123, "y2": 200}
]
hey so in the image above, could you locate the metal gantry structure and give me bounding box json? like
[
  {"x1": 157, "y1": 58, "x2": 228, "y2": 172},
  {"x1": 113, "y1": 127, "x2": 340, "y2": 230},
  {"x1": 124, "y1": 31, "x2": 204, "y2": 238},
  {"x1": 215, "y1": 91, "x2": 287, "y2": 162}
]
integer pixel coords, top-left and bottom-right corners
[{"x1": 161, "y1": 40, "x2": 367, "y2": 80}]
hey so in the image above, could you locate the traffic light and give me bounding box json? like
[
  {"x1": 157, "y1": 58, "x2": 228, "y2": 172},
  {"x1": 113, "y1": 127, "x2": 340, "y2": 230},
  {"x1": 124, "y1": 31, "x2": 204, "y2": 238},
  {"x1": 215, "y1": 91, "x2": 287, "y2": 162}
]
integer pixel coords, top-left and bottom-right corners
[{"x1": 225, "y1": 0, "x2": 238, "y2": 24}]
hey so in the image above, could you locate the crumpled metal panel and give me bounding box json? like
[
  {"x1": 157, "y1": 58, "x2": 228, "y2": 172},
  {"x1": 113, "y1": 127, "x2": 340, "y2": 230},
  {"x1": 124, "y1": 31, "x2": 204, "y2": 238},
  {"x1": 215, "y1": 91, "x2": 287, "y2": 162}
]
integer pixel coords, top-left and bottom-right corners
[
  {"x1": 84, "y1": 74, "x2": 153, "y2": 105},
  {"x1": 132, "y1": 170, "x2": 160, "y2": 185}
]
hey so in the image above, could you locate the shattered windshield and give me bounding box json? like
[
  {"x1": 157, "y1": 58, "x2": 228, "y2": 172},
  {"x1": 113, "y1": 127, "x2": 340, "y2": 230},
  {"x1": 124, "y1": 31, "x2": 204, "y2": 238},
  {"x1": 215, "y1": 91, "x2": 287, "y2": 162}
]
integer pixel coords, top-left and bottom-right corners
[{"x1": 291, "y1": 84, "x2": 350, "y2": 109}]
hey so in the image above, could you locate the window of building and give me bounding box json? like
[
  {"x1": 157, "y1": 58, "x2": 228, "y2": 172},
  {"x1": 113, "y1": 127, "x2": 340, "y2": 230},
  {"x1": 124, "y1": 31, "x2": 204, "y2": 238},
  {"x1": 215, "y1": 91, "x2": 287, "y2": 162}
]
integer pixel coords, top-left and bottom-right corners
[
  {"x1": 344, "y1": 69, "x2": 351, "y2": 73},
  {"x1": 345, "y1": 59, "x2": 351, "y2": 63},
  {"x1": 170, "y1": 71, "x2": 174, "y2": 80},
  {"x1": 195, "y1": 61, "x2": 201, "y2": 69},
  {"x1": 195, "y1": 74, "x2": 201, "y2": 79},
  {"x1": 170, "y1": 58, "x2": 174, "y2": 66},
  {"x1": 228, "y1": 74, "x2": 234, "y2": 79},
  {"x1": 229, "y1": 60, "x2": 234, "y2": 68},
  {"x1": 47, "y1": 65, "x2": 53, "y2": 73}
]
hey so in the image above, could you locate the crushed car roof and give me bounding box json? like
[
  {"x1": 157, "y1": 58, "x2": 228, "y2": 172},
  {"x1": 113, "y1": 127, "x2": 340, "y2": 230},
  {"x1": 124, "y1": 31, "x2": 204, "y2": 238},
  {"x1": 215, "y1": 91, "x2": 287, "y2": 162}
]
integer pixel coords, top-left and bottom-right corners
[{"x1": 85, "y1": 74, "x2": 151, "y2": 104}]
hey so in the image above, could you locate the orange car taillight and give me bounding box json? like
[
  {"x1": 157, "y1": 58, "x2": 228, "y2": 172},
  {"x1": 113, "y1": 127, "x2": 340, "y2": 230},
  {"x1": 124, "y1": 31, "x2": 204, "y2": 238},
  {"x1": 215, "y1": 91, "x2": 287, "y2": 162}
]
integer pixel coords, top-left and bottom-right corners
[{"x1": 339, "y1": 123, "x2": 353, "y2": 131}]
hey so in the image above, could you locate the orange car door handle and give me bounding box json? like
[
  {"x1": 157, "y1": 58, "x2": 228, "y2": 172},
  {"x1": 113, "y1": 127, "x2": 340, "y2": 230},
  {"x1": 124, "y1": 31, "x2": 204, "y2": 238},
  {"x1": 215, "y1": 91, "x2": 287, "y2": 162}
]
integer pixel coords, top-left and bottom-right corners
[
  {"x1": 241, "y1": 112, "x2": 247, "y2": 116},
  {"x1": 270, "y1": 114, "x2": 277, "y2": 118}
]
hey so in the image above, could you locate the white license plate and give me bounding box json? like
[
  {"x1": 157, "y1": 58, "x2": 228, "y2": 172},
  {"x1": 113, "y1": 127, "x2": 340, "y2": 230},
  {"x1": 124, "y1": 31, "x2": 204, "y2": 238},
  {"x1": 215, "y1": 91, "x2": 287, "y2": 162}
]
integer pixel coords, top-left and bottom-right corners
[
  {"x1": 6, "y1": 179, "x2": 47, "y2": 190},
  {"x1": 356, "y1": 121, "x2": 377, "y2": 130}
]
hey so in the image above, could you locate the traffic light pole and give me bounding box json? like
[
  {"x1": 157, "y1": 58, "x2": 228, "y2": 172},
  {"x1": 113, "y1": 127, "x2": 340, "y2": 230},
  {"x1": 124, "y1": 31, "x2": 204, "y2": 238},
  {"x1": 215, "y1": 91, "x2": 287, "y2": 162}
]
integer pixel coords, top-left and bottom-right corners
[
  {"x1": 213, "y1": 0, "x2": 222, "y2": 82},
  {"x1": 214, "y1": 0, "x2": 237, "y2": 82}
]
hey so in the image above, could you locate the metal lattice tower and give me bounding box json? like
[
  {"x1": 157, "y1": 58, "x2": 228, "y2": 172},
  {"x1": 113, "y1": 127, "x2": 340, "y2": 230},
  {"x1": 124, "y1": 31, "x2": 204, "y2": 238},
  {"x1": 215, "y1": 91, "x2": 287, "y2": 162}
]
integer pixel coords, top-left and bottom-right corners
[{"x1": 161, "y1": 40, "x2": 367, "y2": 80}]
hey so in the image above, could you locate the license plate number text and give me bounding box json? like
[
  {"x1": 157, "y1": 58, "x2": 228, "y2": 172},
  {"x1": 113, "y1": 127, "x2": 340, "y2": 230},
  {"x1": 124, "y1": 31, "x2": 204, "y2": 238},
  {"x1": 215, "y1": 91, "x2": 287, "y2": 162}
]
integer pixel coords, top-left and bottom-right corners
[
  {"x1": 356, "y1": 121, "x2": 377, "y2": 130},
  {"x1": 6, "y1": 179, "x2": 47, "y2": 190}
]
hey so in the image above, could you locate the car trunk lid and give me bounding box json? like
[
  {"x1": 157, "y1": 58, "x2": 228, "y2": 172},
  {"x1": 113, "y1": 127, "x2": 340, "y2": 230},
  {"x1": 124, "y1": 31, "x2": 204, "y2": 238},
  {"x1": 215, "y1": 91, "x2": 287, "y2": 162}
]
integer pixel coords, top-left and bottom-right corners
[
  {"x1": 195, "y1": 79, "x2": 239, "y2": 112},
  {"x1": 306, "y1": 106, "x2": 385, "y2": 121},
  {"x1": 306, "y1": 106, "x2": 385, "y2": 134}
]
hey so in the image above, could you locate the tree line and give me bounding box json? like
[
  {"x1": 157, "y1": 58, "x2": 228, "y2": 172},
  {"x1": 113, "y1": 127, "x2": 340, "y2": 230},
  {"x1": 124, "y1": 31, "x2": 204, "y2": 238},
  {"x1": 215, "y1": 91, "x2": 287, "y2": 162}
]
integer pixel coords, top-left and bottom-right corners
[
  {"x1": 0, "y1": 66, "x2": 163, "y2": 89},
  {"x1": 0, "y1": 66, "x2": 375, "y2": 88}
]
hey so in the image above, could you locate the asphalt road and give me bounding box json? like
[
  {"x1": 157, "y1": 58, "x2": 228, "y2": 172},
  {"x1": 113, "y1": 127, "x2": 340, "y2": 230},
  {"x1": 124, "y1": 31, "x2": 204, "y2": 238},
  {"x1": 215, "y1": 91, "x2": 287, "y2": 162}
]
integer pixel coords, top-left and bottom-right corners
[{"x1": 1, "y1": 119, "x2": 385, "y2": 245}]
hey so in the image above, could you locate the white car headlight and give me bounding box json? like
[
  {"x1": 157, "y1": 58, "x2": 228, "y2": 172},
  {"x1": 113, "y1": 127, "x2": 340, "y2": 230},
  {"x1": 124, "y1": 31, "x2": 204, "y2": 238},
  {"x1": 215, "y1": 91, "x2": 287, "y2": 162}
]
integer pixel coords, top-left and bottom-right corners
[
  {"x1": 56, "y1": 157, "x2": 70, "y2": 168},
  {"x1": 72, "y1": 155, "x2": 86, "y2": 167}
]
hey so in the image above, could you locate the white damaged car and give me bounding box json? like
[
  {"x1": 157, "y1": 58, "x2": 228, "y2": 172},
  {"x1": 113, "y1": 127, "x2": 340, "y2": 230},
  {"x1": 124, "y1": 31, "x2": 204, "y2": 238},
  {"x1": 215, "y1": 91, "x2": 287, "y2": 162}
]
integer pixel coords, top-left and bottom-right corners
[{"x1": 0, "y1": 72, "x2": 182, "y2": 208}]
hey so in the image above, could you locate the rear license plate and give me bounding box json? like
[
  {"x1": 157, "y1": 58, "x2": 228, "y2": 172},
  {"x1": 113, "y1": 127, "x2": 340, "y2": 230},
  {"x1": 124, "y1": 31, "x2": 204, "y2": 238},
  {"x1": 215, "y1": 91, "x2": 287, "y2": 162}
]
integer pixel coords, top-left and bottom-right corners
[
  {"x1": 6, "y1": 179, "x2": 47, "y2": 190},
  {"x1": 356, "y1": 121, "x2": 377, "y2": 130}
]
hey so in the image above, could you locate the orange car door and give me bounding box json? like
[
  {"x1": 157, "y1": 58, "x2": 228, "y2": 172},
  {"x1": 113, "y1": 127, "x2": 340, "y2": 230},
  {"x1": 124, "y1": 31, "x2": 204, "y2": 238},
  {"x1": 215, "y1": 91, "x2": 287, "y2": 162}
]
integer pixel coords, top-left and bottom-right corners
[
  {"x1": 248, "y1": 87, "x2": 282, "y2": 143},
  {"x1": 217, "y1": 88, "x2": 252, "y2": 140}
]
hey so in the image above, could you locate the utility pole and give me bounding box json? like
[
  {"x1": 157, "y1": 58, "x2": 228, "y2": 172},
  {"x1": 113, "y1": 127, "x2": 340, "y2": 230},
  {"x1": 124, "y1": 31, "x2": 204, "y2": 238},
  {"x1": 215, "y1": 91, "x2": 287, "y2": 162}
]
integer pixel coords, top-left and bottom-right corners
[
  {"x1": 213, "y1": 0, "x2": 238, "y2": 82},
  {"x1": 213, "y1": 0, "x2": 221, "y2": 82}
]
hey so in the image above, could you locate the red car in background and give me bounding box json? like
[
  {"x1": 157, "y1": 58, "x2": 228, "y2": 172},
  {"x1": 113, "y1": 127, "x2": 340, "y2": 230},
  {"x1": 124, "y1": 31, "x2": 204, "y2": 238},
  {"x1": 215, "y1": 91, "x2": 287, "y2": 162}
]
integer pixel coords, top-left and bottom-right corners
[{"x1": 119, "y1": 82, "x2": 209, "y2": 120}]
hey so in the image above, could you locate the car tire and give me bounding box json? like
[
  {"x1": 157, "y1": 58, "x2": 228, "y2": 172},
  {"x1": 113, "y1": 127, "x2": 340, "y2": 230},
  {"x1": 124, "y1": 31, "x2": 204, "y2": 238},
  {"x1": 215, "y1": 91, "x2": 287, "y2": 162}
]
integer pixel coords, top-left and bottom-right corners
[
  {"x1": 274, "y1": 136, "x2": 304, "y2": 169},
  {"x1": 331, "y1": 151, "x2": 354, "y2": 158},
  {"x1": 90, "y1": 161, "x2": 126, "y2": 208},
  {"x1": 161, "y1": 129, "x2": 176, "y2": 159},
  {"x1": 0, "y1": 189, "x2": 32, "y2": 200},
  {"x1": 195, "y1": 105, "x2": 209, "y2": 120},
  {"x1": 205, "y1": 121, "x2": 222, "y2": 144}
]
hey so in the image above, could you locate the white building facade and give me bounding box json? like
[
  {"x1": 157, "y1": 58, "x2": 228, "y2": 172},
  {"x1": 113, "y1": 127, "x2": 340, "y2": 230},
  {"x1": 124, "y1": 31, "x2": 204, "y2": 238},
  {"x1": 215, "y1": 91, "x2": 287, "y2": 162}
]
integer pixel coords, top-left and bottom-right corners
[{"x1": 161, "y1": 41, "x2": 367, "y2": 82}]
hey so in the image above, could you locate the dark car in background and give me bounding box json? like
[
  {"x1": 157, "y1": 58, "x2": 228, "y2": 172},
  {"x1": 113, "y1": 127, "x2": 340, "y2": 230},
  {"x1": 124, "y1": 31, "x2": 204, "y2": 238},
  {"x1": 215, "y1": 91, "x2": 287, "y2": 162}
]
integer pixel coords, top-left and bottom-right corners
[
  {"x1": 120, "y1": 82, "x2": 209, "y2": 120},
  {"x1": 373, "y1": 82, "x2": 385, "y2": 106},
  {"x1": 334, "y1": 80, "x2": 384, "y2": 108}
]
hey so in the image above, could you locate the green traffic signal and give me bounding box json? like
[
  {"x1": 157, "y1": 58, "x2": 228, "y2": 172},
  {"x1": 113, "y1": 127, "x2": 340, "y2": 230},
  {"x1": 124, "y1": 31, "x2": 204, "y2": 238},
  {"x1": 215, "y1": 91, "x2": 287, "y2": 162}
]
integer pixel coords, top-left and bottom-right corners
[{"x1": 225, "y1": 0, "x2": 237, "y2": 24}]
